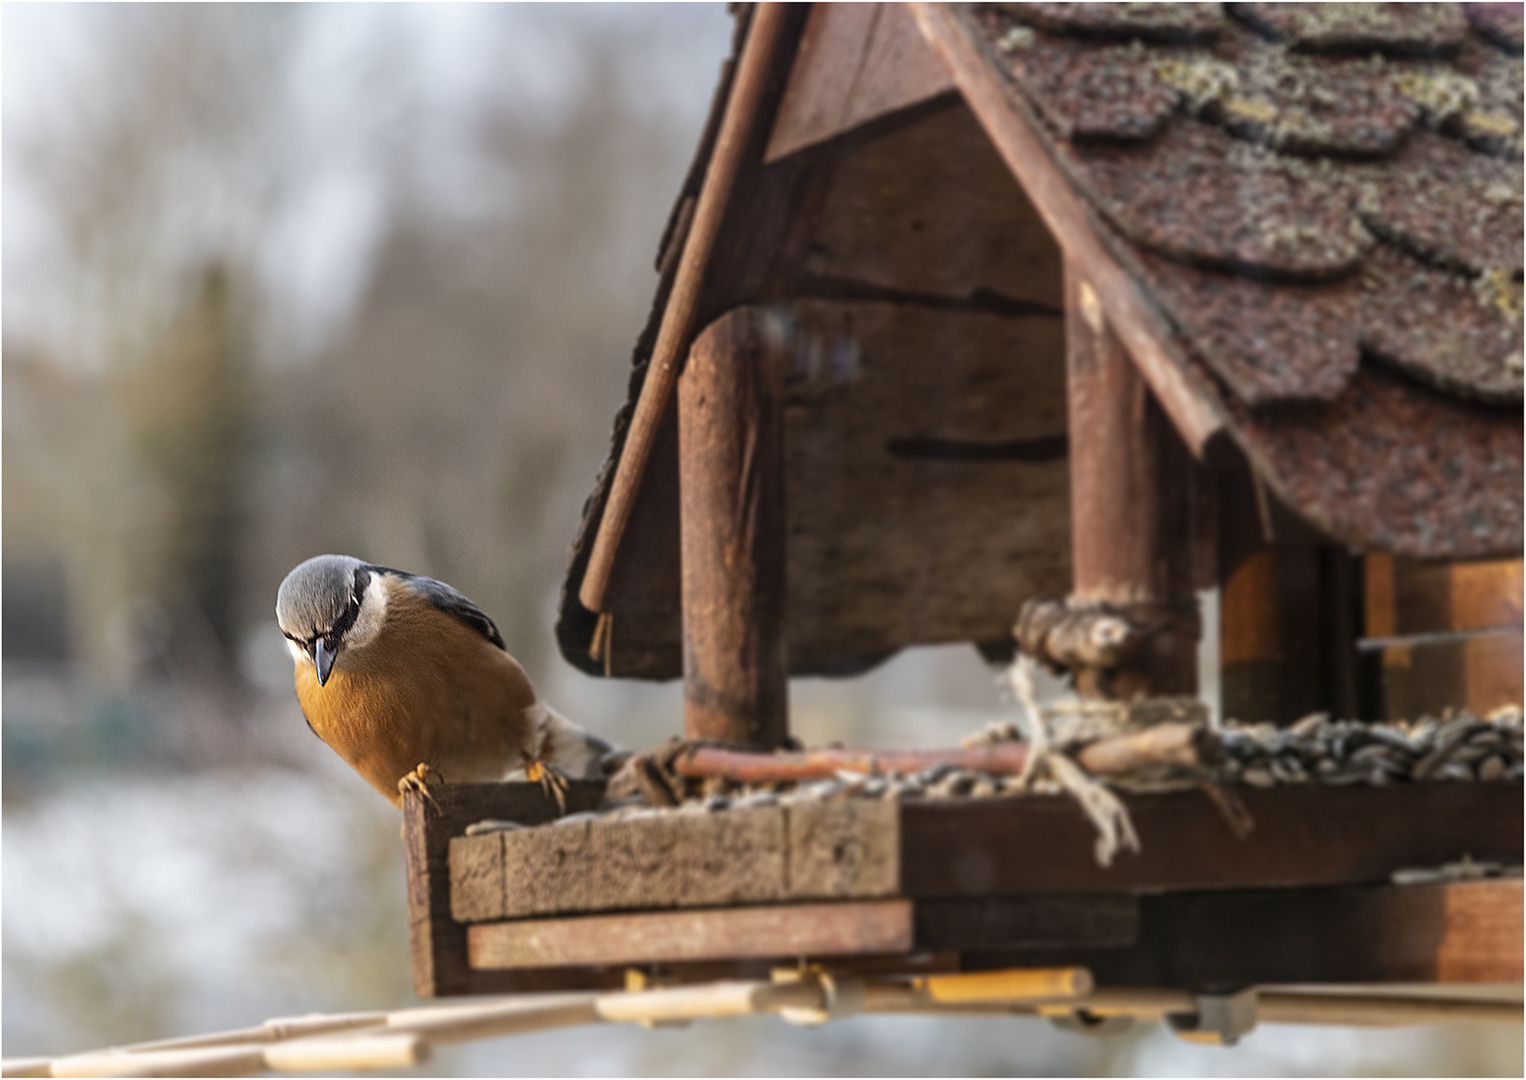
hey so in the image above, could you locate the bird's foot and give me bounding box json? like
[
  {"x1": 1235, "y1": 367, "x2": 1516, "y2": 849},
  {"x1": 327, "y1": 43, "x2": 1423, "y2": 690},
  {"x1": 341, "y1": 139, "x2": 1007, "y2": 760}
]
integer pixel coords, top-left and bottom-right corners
[
  {"x1": 398, "y1": 762, "x2": 442, "y2": 816},
  {"x1": 524, "y1": 758, "x2": 569, "y2": 815}
]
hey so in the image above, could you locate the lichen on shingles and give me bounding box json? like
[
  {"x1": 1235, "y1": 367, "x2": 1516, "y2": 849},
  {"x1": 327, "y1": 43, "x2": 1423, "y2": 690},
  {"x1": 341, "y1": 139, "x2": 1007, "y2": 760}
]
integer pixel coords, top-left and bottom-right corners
[
  {"x1": 1006, "y1": 2, "x2": 1225, "y2": 42},
  {"x1": 1068, "y1": 119, "x2": 1372, "y2": 279},
  {"x1": 1232, "y1": 3, "x2": 1469, "y2": 54},
  {"x1": 1355, "y1": 129, "x2": 1524, "y2": 277},
  {"x1": 984, "y1": 19, "x2": 1183, "y2": 141},
  {"x1": 1359, "y1": 245, "x2": 1524, "y2": 403}
]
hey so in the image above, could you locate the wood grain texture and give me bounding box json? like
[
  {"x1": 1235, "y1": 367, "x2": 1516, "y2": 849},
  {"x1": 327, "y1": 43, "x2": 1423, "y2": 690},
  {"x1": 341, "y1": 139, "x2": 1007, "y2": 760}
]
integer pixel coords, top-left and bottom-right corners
[
  {"x1": 914, "y1": 895, "x2": 1138, "y2": 951},
  {"x1": 908, "y1": 2, "x2": 1222, "y2": 454},
  {"x1": 782, "y1": 300, "x2": 1071, "y2": 659},
  {"x1": 451, "y1": 800, "x2": 905, "y2": 923},
  {"x1": 1065, "y1": 265, "x2": 1198, "y2": 697},
  {"x1": 899, "y1": 784, "x2": 1523, "y2": 898},
  {"x1": 766, "y1": 3, "x2": 956, "y2": 162},
  {"x1": 972, "y1": 880, "x2": 1523, "y2": 987},
  {"x1": 581, "y1": 3, "x2": 797, "y2": 614},
  {"x1": 467, "y1": 900, "x2": 914, "y2": 971},
  {"x1": 679, "y1": 308, "x2": 789, "y2": 746},
  {"x1": 404, "y1": 781, "x2": 612, "y2": 997}
]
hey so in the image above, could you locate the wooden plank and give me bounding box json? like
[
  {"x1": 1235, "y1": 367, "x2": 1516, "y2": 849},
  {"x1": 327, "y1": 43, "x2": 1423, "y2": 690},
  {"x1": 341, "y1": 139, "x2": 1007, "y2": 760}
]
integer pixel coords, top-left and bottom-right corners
[
  {"x1": 914, "y1": 895, "x2": 1138, "y2": 951},
  {"x1": 581, "y1": 3, "x2": 798, "y2": 614},
  {"x1": 1365, "y1": 554, "x2": 1524, "y2": 719},
  {"x1": 467, "y1": 900, "x2": 914, "y2": 971},
  {"x1": 453, "y1": 800, "x2": 904, "y2": 923},
  {"x1": 782, "y1": 300, "x2": 1071, "y2": 660},
  {"x1": 1065, "y1": 264, "x2": 1198, "y2": 698},
  {"x1": 900, "y1": 784, "x2": 1523, "y2": 897},
  {"x1": 908, "y1": 2, "x2": 1223, "y2": 456},
  {"x1": 800, "y1": 103, "x2": 1063, "y2": 308},
  {"x1": 1379, "y1": 632, "x2": 1525, "y2": 722},
  {"x1": 404, "y1": 781, "x2": 613, "y2": 997},
  {"x1": 766, "y1": 2, "x2": 956, "y2": 163},
  {"x1": 787, "y1": 800, "x2": 899, "y2": 900},
  {"x1": 679, "y1": 307, "x2": 789, "y2": 746},
  {"x1": 457, "y1": 806, "x2": 788, "y2": 922},
  {"x1": 970, "y1": 880, "x2": 1524, "y2": 987}
]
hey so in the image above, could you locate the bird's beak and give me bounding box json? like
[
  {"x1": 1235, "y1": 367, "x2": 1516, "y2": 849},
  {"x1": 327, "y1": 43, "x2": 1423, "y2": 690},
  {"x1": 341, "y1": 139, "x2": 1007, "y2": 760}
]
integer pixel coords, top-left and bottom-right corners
[{"x1": 314, "y1": 638, "x2": 338, "y2": 687}]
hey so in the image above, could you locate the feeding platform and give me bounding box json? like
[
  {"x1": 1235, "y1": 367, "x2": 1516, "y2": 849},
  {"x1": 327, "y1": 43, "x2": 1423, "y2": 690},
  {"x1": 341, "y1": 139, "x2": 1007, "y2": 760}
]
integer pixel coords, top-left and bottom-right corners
[{"x1": 404, "y1": 778, "x2": 1522, "y2": 999}]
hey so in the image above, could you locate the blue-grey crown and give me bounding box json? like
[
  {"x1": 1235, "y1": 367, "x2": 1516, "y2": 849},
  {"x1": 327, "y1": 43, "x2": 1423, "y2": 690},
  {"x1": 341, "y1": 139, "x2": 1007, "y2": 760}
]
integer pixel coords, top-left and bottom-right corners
[{"x1": 276, "y1": 554, "x2": 365, "y2": 641}]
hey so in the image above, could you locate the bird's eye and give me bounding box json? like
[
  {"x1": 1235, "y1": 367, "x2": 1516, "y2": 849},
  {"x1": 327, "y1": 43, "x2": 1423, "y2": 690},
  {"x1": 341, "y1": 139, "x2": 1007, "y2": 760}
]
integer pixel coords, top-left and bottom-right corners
[{"x1": 351, "y1": 594, "x2": 360, "y2": 608}]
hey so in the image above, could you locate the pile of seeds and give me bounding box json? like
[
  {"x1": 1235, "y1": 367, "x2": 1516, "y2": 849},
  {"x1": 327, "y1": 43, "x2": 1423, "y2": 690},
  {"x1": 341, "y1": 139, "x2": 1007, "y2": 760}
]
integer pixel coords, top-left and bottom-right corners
[
  {"x1": 582, "y1": 708, "x2": 1525, "y2": 824},
  {"x1": 1217, "y1": 708, "x2": 1523, "y2": 787}
]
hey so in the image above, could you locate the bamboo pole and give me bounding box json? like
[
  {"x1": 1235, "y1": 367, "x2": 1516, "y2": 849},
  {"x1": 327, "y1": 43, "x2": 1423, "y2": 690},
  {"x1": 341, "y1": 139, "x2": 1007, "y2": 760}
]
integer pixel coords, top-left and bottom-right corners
[{"x1": 8, "y1": 979, "x2": 1521, "y2": 1077}]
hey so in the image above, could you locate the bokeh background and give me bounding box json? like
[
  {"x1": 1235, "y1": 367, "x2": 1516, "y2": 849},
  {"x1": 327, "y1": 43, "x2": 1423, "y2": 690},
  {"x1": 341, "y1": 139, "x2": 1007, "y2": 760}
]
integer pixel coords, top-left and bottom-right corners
[{"x1": 3, "y1": 5, "x2": 1520, "y2": 1075}]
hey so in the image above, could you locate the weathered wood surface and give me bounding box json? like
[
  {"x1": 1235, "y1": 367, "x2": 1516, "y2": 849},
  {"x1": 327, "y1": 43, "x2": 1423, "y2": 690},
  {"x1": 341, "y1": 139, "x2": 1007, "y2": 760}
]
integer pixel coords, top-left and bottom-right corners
[
  {"x1": 766, "y1": 3, "x2": 957, "y2": 163},
  {"x1": 1217, "y1": 469, "x2": 1332, "y2": 725},
  {"x1": 1064, "y1": 265, "x2": 1199, "y2": 698},
  {"x1": 783, "y1": 300, "x2": 1070, "y2": 660},
  {"x1": 973, "y1": 879, "x2": 1523, "y2": 987},
  {"x1": 581, "y1": 3, "x2": 798, "y2": 615},
  {"x1": 448, "y1": 785, "x2": 1521, "y2": 925},
  {"x1": 452, "y1": 800, "x2": 899, "y2": 923},
  {"x1": 914, "y1": 895, "x2": 1138, "y2": 952},
  {"x1": 1364, "y1": 554, "x2": 1524, "y2": 720},
  {"x1": 909, "y1": 2, "x2": 1222, "y2": 455},
  {"x1": 403, "y1": 781, "x2": 613, "y2": 997},
  {"x1": 679, "y1": 308, "x2": 790, "y2": 746},
  {"x1": 901, "y1": 785, "x2": 1522, "y2": 898},
  {"x1": 468, "y1": 900, "x2": 914, "y2": 971},
  {"x1": 799, "y1": 103, "x2": 1063, "y2": 310},
  {"x1": 582, "y1": 101, "x2": 1076, "y2": 680}
]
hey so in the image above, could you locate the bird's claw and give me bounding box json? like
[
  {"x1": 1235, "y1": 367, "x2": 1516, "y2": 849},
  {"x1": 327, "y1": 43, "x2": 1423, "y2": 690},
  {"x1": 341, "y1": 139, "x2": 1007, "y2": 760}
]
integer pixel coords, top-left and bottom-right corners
[
  {"x1": 398, "y1": 763, "x2": 442, "y2": 816},
  {"x1": 524, "y1": 758, "x2": 569, "y2": 815}
]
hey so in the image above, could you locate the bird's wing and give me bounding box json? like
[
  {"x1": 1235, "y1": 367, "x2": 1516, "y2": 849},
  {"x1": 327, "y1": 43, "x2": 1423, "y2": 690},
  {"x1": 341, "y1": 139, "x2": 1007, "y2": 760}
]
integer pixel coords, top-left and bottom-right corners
[{"x1": 370, "y1": 565, "x2": 507, "y2": 649}]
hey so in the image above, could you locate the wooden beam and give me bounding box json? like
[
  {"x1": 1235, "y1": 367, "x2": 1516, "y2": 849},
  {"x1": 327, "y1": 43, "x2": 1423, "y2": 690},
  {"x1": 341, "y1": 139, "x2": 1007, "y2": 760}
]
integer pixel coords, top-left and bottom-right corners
[
  {"x1": 468, "y1": 900, "x2": 913, "y2": 971},
  {"x1": 1065, "y1": 264, "x2": 1198, "y2": 698},
  {"x1": 447, "y1": 784, "x2": 1521, "y2": 926},
  {"x1": 679, "y1": 307, "x2": 790, "y2": 746},
  {"x1": 581, "y1": 3, "x2": 796, "y2": 614},
  {"x1": 908, "y1": 2, "x2": 1222, "y2": 456},
  {"x1": 403, "y1": 781, "x2": 614, "y2": 997},
  {"x1": 898, "y1": 784, "x2": 1522, "y2": 898},
  {"x1": 765, "y1": 2, "x2": 957, "y2": 162},
  {"x1": 973, "y1": 880, "x2": 1524, "y2": 987}
]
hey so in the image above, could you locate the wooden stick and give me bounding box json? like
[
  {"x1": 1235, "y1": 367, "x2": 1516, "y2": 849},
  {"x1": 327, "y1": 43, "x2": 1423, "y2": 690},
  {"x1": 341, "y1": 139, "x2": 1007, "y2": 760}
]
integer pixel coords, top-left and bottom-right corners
[
  {"x1": 669, "y1": 722, "x2": 1208, "y2": 783},
  {"x1": 907, "y1": 2, "x2": 1221, "y2": 456},
  {"x1": 580, "y1": 3, "x2": 793, "y2": 613}
]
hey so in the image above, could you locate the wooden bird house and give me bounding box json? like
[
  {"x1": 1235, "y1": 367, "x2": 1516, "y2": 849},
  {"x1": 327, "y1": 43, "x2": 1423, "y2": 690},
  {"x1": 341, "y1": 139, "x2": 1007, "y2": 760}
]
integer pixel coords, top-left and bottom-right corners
[{"x1": 408, "y1": 3, "x2": 1523, "y2": 1013}]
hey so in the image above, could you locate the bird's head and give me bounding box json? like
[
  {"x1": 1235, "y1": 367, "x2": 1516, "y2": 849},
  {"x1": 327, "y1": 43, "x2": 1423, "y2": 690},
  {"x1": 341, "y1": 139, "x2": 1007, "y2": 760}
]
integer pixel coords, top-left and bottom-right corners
[{"x1": 276, "y1": 554, "x2": 379, "y2": 687}]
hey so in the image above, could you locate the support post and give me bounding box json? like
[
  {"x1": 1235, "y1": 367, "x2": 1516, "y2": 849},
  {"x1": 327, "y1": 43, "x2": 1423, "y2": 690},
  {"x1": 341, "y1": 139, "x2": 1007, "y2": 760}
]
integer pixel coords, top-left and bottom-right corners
[
  {"x1": 1064, "y1": 263, "x2": 1197, "y2": 698},
  {"x1": 679, "y1": 306, "x2": 789, "y2": 746}
]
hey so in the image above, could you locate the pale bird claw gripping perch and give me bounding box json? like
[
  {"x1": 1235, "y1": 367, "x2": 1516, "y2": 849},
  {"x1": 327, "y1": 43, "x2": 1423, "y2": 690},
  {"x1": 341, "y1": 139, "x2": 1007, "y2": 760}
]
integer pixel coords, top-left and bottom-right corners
[
  {"x1": 524, "y1": 757, "x2": 570, "y2": 815},
  {"x1": 398, "y1": 763, "x2": 442, "y2": 816}
]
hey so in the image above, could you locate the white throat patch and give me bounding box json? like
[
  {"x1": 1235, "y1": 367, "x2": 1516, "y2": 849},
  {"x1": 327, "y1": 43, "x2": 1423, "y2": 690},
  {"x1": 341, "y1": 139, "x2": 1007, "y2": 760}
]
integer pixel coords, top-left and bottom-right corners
[{"x1": 345, "y1": 573, "x2": 389, "y2": 651}]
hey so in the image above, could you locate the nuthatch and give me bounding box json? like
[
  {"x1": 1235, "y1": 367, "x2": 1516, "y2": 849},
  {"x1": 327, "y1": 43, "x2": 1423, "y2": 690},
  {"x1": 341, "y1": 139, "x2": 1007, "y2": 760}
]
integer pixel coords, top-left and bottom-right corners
[{"x1": 276, "y1": 554, "x2": 616, "y2": 809}]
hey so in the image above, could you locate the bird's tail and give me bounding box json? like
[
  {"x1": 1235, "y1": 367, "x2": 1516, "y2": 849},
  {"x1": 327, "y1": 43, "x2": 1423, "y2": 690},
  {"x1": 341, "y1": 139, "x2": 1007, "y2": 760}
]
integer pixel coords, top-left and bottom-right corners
[{"x1": 526, "y1": 703, "x2": 628, "y2": 780}]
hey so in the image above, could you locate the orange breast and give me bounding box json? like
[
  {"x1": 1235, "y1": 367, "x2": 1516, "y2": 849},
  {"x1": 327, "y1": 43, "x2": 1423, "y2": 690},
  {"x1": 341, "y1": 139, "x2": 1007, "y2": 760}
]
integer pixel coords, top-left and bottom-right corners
[{"x1": 295, "y1": 585, "x2": 538, "y2": 806}]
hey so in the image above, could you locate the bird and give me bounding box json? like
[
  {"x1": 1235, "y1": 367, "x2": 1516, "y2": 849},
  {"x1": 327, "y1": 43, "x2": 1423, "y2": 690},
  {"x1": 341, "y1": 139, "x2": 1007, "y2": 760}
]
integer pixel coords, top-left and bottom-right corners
[{"x1": 275, "y1": 554, "x2": 618, "y2": 810}]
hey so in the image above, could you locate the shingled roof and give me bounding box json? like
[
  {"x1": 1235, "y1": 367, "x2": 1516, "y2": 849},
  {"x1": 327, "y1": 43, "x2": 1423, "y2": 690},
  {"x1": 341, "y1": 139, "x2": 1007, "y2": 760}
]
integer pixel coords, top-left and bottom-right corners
[
  {"x1": 963, "y1": 1, "x2": 1522, "y2": 557},
  {"x1": 556, "y1": 3, "x2": 1523, "y2": 680}
]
